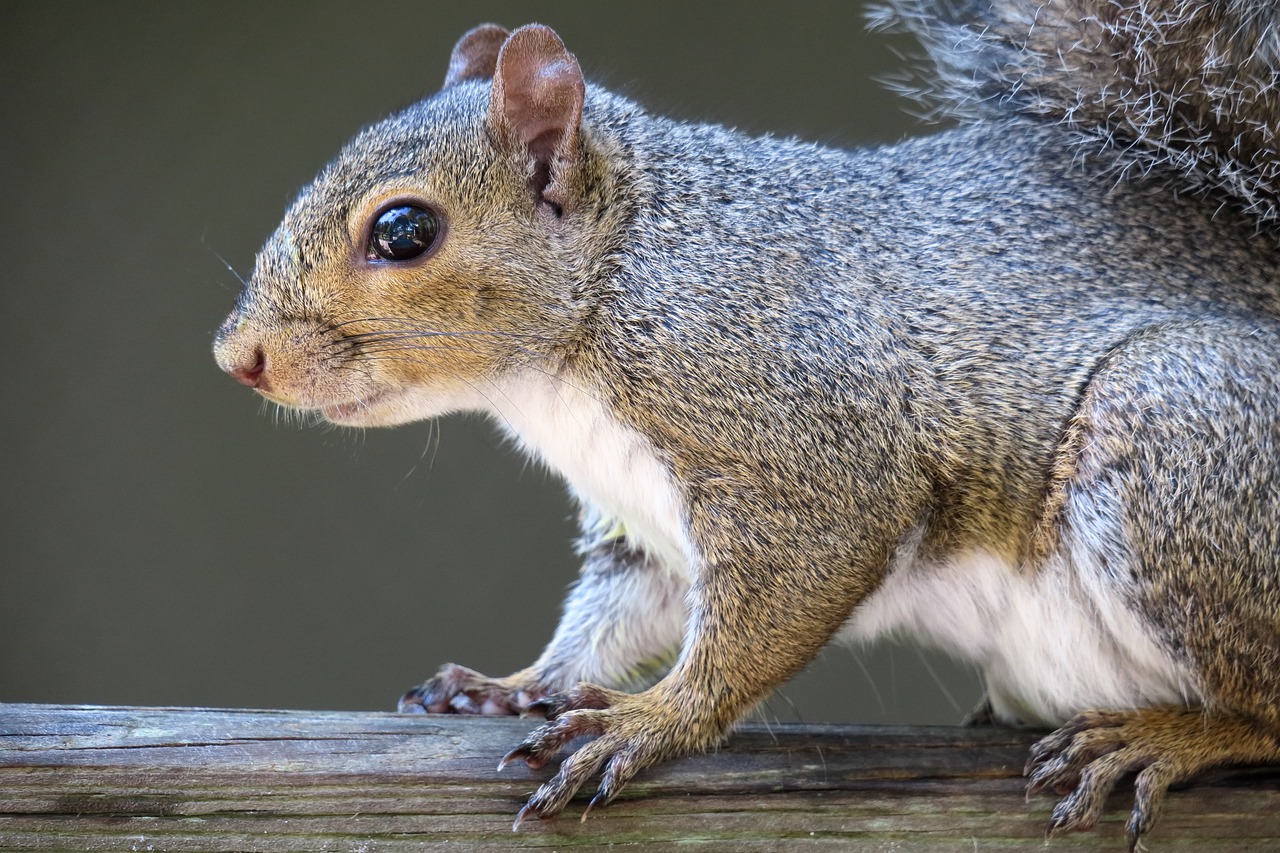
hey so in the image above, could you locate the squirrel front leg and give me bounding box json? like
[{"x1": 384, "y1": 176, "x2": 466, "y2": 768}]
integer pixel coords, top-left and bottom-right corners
[
  {"x1": 399, "y1": 509, "x2": 688, "y2": 715},
  {"x1": 502, "y1": 529, "x2": 887, "y2": 822}
]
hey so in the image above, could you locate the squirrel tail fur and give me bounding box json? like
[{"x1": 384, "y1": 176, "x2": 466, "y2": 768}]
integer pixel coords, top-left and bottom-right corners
[{"x1": 876, "y1": 0, "x2": 1280, "y2": 230}]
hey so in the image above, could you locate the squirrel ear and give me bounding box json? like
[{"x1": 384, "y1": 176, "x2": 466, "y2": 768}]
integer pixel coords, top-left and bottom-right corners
[
  {"x1": 488, "y1": 24, "x2": 585, "y2": 214},
  {"x1": 443, "y1": 24, "x2": 510, "y2": 88}
]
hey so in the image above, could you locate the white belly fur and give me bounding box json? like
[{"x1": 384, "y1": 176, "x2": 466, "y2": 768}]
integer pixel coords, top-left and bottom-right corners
[
  {"x1": 485, "y1": 371, "x2": 692, "y2": 576},
  {"x1": 843, "y1": 523, "x2": 1200, "y2": 727}
]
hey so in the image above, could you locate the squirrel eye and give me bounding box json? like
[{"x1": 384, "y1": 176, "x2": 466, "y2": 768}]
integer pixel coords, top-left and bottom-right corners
[{"x1": 368, "y1": 204, "x2": 440, "y2": 261}]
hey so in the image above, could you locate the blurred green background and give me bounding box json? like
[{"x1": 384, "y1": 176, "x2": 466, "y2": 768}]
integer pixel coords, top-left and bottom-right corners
[{"x1": 0, "y1": 1, "x2": 979, "y2": 724}]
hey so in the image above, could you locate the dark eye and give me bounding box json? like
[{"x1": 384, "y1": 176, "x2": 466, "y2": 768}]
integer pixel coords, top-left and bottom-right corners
[{"x1": 368, "y1": 204, "x2": 440, "y2": 261}]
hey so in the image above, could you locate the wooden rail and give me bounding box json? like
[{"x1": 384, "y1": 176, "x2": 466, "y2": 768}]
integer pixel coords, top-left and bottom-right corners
[{"x1": 1, "y1": 703, "x2": 1277, "y2": 850}]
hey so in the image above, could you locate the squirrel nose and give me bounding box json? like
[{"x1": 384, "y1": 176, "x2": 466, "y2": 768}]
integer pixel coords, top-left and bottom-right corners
[{"x1": 227, "y1": 346, "x2": 267, "y2": 388}]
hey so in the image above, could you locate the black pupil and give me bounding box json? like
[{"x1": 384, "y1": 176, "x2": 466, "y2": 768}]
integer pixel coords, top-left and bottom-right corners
[{"x1": 370, "y1": 205, "x2": 438, "y2": 261}]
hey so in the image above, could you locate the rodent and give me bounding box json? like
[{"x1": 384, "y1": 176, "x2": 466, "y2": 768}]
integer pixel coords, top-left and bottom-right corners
[{"x1": 212, "y1": 1, "x2": 1280, "y2": 846}]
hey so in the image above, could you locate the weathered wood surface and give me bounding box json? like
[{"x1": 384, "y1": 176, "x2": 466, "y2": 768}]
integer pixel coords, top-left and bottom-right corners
[{"x1": 1, "y1": 704, "x2": 1277, "y2": 851}]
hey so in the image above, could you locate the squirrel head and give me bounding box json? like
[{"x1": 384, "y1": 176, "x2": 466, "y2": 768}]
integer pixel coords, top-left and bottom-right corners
[{"x1": 214, "y1": 24, "x2": 626, "y2": 426}]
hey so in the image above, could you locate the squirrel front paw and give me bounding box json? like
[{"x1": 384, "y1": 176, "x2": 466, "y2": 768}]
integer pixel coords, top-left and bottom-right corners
[
  {"x1": 398, "y1": 663, "x2": 548, "y2": 716},
  {"x1": 1026, "y1": 707, "x2": 1280, "y2": 851},
  {"x1": 499, "y1": 682, "x2": 714, "y2": 826}
]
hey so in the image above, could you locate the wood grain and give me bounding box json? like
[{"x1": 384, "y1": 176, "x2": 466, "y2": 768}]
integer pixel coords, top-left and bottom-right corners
[{"x1": 1, "y1": 704, "x2": 1277, "y2": 851}]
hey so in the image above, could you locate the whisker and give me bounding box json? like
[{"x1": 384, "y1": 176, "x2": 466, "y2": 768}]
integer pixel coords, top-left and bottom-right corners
[
  {"x1": 352, "y1": 340, "x2": 547, "y2": 359},
  {"x1": 356, "y1": 354, "x2": 468, "y2": 366},
  {"x1": 365, "y1": 355, "x2": 605, "y2": 415},
  {"x1": 326, "y1": 329, "x2": 557, "y2": 349},
  {"x1": 436, "y1": 374, "x2": 521, "y2": 437},
  {"x1": 202, "y1": 237, "x2": 249, "y2": 289},
  {"x1": 327, "y1": 316, "x2": 432, "y2": 331},
  {"x1": 427, "y1": 417, "x2": 441, "y2": 473},
  {"x1": 323, "y1": 301, "x2": 567, "y2": 332},
  {"x1": 343, "y1": 329, "x2": 555, "y2": 341},
  {"x1": 312, "y1": 316, "x2": 611, "y2": 416}
]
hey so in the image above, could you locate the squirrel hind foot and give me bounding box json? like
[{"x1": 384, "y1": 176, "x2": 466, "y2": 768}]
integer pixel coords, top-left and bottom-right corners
[{"x1": 1026, "y1": 706, "x2": 1280, "y2": 849}]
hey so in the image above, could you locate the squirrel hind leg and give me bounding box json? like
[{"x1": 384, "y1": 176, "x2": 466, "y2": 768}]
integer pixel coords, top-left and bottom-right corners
[
  {"x1": 1041, "y1": 318, "x2": 1280, "y2": 711},
  {"x1": 1024, "y1": 317, "x2": 1280, "y2": 845},
  {"x1": 1026, "y1": 706, "x2": 1280, "y2": 849}
]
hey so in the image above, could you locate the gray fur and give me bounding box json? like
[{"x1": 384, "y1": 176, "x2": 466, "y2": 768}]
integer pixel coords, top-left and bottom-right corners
[
  {"x1": 874, "y1": 0, "x2": 1280, "y2": 228},
  {"x1": 213, "y1": 7, "x2": 1280, "y2": 845}
]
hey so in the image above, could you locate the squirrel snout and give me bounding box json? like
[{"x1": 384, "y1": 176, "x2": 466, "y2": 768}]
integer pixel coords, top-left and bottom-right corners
[
  {"x1": 227, "y1": 346, "x2": 266, "y2": 388},
  {"x1": 215, "y1": 338, "x2": 268, "y2": 389}
]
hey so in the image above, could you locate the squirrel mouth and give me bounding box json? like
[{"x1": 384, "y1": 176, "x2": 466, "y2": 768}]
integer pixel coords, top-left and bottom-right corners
[{"x1": 321, "y1": 391, "x2": 393, "y2": 423}]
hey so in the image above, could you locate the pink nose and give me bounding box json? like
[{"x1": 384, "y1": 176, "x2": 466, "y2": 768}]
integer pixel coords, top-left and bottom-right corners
[{"x1": 228, "y1": 347, "x2": 266, "y2": 388}]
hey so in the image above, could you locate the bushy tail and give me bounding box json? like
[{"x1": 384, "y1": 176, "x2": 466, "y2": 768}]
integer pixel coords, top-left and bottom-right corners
[{"x1": 875, "y1": 0, "x2": 1280, "y2": 230}]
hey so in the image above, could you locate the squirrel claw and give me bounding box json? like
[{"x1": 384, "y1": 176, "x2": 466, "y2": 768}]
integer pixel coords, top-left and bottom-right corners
[
  {"x1": 580, "y1": 792, "x2": 604, "y2": 822},
  {"x1": 511, "y1": 803, "x2": 536, "y2": 832},
  {"x1": 530, "y1": 683, "x2": 621, "y2": 720},
  {"x1": 399, "y1": 663, "x2": 546, "y2": 717},
  {"x1": 1044, "y1": 808, "x2": 1071, "y2": 840},
  {"x1": 500, "y1": 743, "x2": 547, "y2": 771},
  {"x1": 525, "y1": 696, "x2": 564, "y2": 719}
]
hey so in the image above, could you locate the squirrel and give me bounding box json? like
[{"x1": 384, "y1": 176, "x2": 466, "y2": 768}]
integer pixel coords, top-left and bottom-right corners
[{"x1": 213, "y1": 1, "x2": 1280, "y2": 846}]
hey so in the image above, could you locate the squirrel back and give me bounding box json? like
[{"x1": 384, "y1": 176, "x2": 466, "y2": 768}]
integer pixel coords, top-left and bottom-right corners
[{"x1": 879, "y1": 0, "x2": 1280, "y2": 230}]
